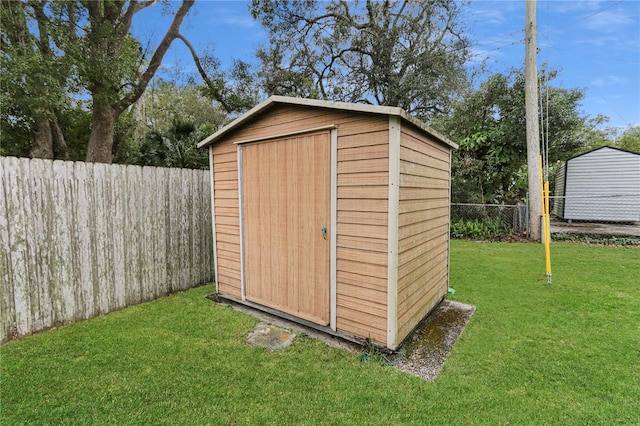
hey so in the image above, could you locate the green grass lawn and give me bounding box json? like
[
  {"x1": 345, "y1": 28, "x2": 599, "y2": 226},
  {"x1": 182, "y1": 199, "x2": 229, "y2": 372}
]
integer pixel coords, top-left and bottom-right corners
[{"x1": 2, "y1": 241, "x2": 638, "y2": 425}]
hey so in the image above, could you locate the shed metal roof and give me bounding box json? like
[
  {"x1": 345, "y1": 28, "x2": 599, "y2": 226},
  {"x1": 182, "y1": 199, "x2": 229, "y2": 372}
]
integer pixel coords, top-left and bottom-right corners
[
  {"x1": 197, "y1": 95, "x2": 458, "y2": 149},
  {"x1": 565, "y1": 145, "x2": 640, "y2": 162}
]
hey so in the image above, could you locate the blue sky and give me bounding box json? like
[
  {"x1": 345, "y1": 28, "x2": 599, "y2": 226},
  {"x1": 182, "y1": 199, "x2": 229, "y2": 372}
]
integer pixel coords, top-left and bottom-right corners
[{"x1": 132, "y1": 0, "x2": 640, "y2": 131}]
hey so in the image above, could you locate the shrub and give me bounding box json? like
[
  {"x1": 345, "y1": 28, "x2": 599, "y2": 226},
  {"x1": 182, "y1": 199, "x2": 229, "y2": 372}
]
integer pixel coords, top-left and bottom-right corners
[{"x1": 451, "y1": 218, "x2": 511, "y2": 239}]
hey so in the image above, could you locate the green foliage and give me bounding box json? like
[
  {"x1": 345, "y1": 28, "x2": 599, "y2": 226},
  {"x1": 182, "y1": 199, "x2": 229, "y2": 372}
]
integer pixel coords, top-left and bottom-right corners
[
  {"x1": 196, "y1": 56, "x2": 261, "y2": 114},
  {"x1": 58, "y1": 107, "x2": 93, "y2": 160},
  {"x1": 569, "y1": 124, "x2": 640, "y2": 157},
  {"x1": 615, "y1": 126, "x2": 640, "y2": 153},
  {"x1": 127, "y1": 78, "x2": 226, "y2": 168},
  {"x1": 0, "y1": 0, "x2": 73, "y2": 158},
  {"x1": 451, "y1": 218, "x2": 511, "y2": 239},
  {"x1": 0, "y1": 1, "x2": 70, "y2": 115},
  {"x1": 135, "y1": 118, "x2": 210, "y2": 169},
  {"x1": 251, "y1": 0, "x2": 470, "y2": 121},
  {"x1": 54, "y1": 107, "x2": 136, "y2": 163},
  {"x1": 438, "y1": 67, "x2": 594, "y2": 203},
  {"x1": 2, "y1": 1, "x2": 198, "y2": 163},
  {"x1": 359, "y1": 338, "x2": 394, "y2": 365},
  {"x1": 2, "y1": 243, "x2": 639, "y2": 424},
  {"x1": 134, "y1": 79, "x2": 227, "y2": 137},
  {"x1": 551, "y1": 232, "x2": 640, "y2": 246}
]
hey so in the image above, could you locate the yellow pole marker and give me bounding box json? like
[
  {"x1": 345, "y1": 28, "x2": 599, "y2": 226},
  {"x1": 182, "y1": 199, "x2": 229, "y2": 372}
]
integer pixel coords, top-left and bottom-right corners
[
  {"x1": 543, "y1": 181, "x2": 552, "y2": 284},
  {"x1": 539, "y1": 156, "x2": 552, "y2": 284}
]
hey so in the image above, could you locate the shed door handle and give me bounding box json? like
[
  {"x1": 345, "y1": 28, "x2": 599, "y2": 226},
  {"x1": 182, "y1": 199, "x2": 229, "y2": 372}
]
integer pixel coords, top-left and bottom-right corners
[{"x1": 321, "y1": 225, "x2": 327, "y2": 240}]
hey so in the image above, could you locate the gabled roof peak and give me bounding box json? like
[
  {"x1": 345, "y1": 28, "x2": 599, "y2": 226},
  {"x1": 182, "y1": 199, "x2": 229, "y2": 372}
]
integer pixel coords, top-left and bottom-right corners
[{"x1": 198, "y1": 95, "x2": 457, "y2": 149}]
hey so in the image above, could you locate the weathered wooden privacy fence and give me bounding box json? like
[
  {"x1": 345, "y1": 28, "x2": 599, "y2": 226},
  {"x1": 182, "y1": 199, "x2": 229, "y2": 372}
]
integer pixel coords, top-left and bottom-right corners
[{"x1": 0, "y1": 157, "x2": 215, "y2": 342}]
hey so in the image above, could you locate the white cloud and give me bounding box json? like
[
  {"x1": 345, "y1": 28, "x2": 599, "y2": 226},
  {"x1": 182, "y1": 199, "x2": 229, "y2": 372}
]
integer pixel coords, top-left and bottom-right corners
[
  {"x1": 582, "y1": 9, "x2": 635, "y2": 32},
  {"x1": 549, "y1": 0, "x2": 604, "y2": 15},
  {"x1": 471, "y1": 8, "x2": 509, "y2": 25},
  {"x1": 219, "y1": 12, "x2": 256, "y2": 28},
  {"x1": 589, "y1": 75, "x2": 625, "y2": 87}
]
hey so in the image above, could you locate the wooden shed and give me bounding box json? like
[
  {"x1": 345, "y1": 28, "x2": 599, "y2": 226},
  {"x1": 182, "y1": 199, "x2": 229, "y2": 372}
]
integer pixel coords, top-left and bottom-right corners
[
  {"x1": 198, "y1": 96, "x2": 457, "y2": 350},
  {"x1": 553, "y1": 146, "x2": 640, "y2": 222}
]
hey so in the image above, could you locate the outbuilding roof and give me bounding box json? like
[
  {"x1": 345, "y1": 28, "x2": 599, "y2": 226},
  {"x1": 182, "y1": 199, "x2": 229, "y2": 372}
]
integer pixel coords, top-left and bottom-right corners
[
  {"x1": 565, "y1": 145, "x2": 640, "y2": 162},
  {"x1": 197, "y1": 95, "x2": 458, "y2": 149}
]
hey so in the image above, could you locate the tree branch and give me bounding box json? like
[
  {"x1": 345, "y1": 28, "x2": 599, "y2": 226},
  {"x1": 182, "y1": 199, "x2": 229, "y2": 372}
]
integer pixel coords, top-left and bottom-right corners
[
  {"x1": 119, "y1": 0, "x2": 194, "y2": 111},
  {"x1": 120, "y1": 0, "x2": 157, "y2": 35},
  {"x1": 174, "y1": 33, "x2": 234, "y2": 113}
]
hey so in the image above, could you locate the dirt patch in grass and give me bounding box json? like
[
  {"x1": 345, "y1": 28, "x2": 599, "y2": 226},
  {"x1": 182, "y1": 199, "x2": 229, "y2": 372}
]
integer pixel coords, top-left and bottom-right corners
[
  {"x1": 395, "y1": 300, "x2": 475, "y2": 381},
  {"x1": 247, "y1": 323, "x2": 297, "y2": 351}
]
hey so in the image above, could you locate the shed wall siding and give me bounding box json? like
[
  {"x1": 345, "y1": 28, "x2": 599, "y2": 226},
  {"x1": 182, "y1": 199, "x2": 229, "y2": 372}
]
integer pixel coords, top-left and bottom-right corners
[
  {"x1": 211, "y1": 141, "x2": 242, "y2": 298},
  {"x1": 564, "y1": 147, "x2": 640, "y2": 221},
  {"x1": 396, "y1": 124, "x2": 450, "y2": 343},
  {"x1": 213, "y1": 105, "x2": 389, "y2": 343},
  {"x1": 335, "y1": 118, "x2": 390, "y2": 344}
]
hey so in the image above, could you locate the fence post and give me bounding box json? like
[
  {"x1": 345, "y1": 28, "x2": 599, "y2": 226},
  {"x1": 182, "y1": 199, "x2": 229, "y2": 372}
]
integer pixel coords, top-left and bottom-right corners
[
  {"x1": 513, "y1": 201, "x2": 526, "y2": 235},
  {"x1": 524, "y1": 192, "x2": 531, "y2": 239}
]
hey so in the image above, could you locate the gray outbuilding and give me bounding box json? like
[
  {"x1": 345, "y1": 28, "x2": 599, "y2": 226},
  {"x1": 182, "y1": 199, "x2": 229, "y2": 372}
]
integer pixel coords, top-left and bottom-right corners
[{"x1": 553, "y1": 146, "x2": 640, "y2": 222}]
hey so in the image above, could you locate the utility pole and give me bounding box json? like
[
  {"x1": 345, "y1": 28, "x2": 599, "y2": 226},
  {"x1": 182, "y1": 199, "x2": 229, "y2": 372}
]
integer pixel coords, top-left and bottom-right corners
[{"x1": 525, "y1": 0, "x2": 541, "y2": 241}]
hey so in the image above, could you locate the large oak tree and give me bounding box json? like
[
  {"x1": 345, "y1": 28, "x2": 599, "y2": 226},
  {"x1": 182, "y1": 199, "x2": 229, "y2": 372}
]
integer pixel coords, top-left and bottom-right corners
[
  {"x1": 2, "y1": 0, "x2": 201, "y2": 163},
  {"x1": 250, "y1": 0, "x2": 471, "y2": 122},
  {"x1": 1, "y1": 0, "x2": 69, "y2": 159},
  {"x1": 59, "y1": 0, "x2": 195, "y2": 163}
]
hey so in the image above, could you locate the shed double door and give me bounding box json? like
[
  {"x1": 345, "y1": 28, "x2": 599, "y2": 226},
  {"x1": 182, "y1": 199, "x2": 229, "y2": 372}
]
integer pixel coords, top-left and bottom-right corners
[{"x1": 242, "y1": 131, "x2": 331, "y2": 325}]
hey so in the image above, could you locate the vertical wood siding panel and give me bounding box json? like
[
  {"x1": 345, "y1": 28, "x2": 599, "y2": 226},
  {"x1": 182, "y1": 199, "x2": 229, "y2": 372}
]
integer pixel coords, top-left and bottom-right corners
[
  {"x1": 182, "y1": 169, "x2": 193, "y2": 290},
  {"x1": 111, "y1": 163, "x2": 126, "y2": 309},
  {"x1": 0, "y1": 158, "x2": 214, "y2": 341},
  {"x1": 40, "y1": 161, "x2": 59, "y2": 324},
  {"x1": 95, "y1": 163, "x2": 113, "y2": 314},
  {"x1": 102, "y1": 164, "x2": 122, "y2": 312},
  {"x1": 134, "y1": 166, "x2": 145, "y2": 299},
  {"x1": 189, "y1": 169, "x2": 198, "y2": 287},
  {"x1": 0, "y1": 158, "x2": 11, "y2": 341},
  {"x1": 203, "y1": 169, "x2": 214, "y2": 284},
  {"x1": 156, "y1": 167, "x2": 169, "y2": 296},
  {"x1": 68, "y1": 162, "x2": 83, "y2": 319},
  {"x1": 169, "y1": 167, "x2": 182, "y2": 293},
  {"x1": 72, "y1": 162, "x2": 93, "y2": 319},
  {"x1": 86, "y1": 163, "x2": 100, "y2": 314},
  {"x1": 10, "y1": 158, "x2": 31, "y2": 335},
  {"x1": 186, "y1": 169, "x2": 196, "y2": 289},
  {"x1": 123, "y1": 165, "x2": 133, "y2": 305},
  {"x1": 141, "y1": 167, "x2": 157, "y2": 300},
  {"x1": 24, "y1": 160, "x2": 42, "y2": 332},
  {"x1": 52, "y1": 161, "x2": 75, "y2": 323}
]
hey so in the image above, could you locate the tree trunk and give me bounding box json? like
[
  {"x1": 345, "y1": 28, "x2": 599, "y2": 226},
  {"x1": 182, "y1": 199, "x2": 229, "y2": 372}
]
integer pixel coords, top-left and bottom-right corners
[
  {"x1": 51, "y1": 119, "x2": 69, "y2": 160},
  {"x1": 30, "y1": 117, "x2": 54, "y2": 159},
  {"x1": 85, "y1": 103, "x2": 118, "y2": 163}
]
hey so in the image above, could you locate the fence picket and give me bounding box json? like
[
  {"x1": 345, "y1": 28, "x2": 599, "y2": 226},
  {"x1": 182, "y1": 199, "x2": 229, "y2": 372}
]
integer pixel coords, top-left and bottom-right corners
[
  {"x1": 155, "y1": 167, "x2": 168, "y2": 296},
  {"x1": 7, "y1": 157, "x2": 31, "y2": 336},
  {"x1": 73, "y1": 162, "x2": 94, "y2": 319},
  {"x1": 0, "y1": 157, "x2": 215, "y2": 342},
  {"x1": 0, "y1": 158, "x2": 12, "y2": 341},
  {"x1": 141, "y1": 166, "x2": 156, "y2": 301},
  {"x1": 111, "y1": 164, "x2": 126, "y2": 310},
  {"x1": 168, "y1": 168, "x2": 181, "y2": 292}
]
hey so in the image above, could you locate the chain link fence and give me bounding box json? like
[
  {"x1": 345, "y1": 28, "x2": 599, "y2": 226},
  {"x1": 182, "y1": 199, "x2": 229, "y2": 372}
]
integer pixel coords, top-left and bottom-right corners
[
  {"x1": 451, "y1": 194, "x2": 639, "y2": 240},
  {"x1": 450, "y1": 203, "x2": 527, "y2": 239}
]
